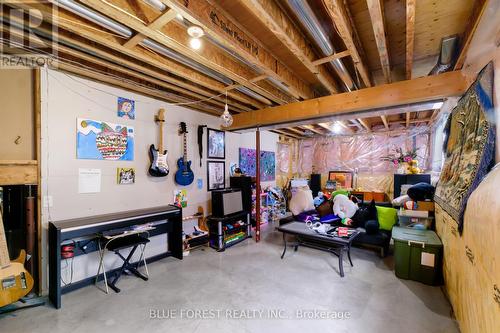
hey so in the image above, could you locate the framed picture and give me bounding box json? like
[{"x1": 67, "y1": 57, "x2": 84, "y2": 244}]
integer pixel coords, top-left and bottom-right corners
[
  {"x1": 328, "y1": 171, "x2": 353, "y2": 189},
  {"x1": 207, "y1": 161, "x2": 225, "y2": 191},
  {"x1": 117, "y1": 97, "x2": 135, "y2": 120},
  {"x1": 117, "y1": 167, "x2": 135, "y2": 184},
  {"x1": 207, "y1": 128, "x2": 225, "y2": 159}
]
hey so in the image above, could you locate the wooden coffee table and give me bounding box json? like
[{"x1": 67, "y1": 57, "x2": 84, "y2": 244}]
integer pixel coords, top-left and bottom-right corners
[{"x1": 276, "y1": 222, "x2": 360, "y2": 277}]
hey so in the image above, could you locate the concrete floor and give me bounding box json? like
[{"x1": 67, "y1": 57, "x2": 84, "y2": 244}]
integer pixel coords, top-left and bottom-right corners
[{"x1": 0, "y1": 224, "x2": 459, "y2": 333}]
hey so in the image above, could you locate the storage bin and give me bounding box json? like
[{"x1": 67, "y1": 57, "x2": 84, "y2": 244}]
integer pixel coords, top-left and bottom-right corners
[
  {"x1": 392, "y1": 226, "x2": 443, "y2": 285},
  {"x1": 397, "y1": 214, "x2": 434, "y2": 229}
]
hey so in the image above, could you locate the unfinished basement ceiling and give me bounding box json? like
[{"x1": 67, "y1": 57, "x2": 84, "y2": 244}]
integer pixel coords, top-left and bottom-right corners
[{"x1": 0, "y1": 0, "x2": 482, "y2": 138}]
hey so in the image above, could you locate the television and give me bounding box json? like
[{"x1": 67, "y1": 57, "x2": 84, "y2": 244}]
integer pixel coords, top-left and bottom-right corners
[{"x1": 211, "y1": 189, "x2": 243, "y2": 217}]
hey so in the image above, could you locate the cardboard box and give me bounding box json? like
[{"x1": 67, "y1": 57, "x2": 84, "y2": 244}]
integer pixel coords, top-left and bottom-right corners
[{"x1": 416, "y1": 201, "x2": 435, "y2": 211}]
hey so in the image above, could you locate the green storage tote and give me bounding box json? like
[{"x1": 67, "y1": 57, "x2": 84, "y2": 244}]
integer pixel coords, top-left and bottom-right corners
[{"x1": 392, "y1": 226, "x2": 443, "y2": 285}]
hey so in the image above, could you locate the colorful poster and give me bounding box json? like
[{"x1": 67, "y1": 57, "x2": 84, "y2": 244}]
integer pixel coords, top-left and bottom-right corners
[
  {"x1": 238, "y1": 148, "x2": 275, "y2": 181},
  {"x1": 174, "y1": 189, "x2": 188, "y2": 208},
  {"x1": 77, "y1": 118, "x2": 134, "y2": 161},
  {"x1": 117, "y1": 168, "x2": 135, "y2": 184},
  {"x1": 117, "y1": 97, "x2": 135, "y2": 119}
]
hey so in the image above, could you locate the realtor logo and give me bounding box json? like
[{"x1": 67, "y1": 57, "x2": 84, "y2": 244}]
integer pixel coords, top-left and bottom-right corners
[{"x1": 0, "y1": 1, "x2": 58, "y2": 68}]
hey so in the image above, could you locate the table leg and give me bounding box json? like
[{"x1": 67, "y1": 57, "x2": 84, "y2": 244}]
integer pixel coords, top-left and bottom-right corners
[
  {"x1": 280, "y1": 233, "x2": 287, "y2": 259},
  {"x1": 338, "y1": 247, "x2": 344, "y2": 277},
  {"x1": 347, "y1": 244, "x2": 353, "y2": 267}
]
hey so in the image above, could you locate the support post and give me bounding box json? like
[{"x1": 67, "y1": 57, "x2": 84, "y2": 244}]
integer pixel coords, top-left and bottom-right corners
[{"x1": 255, "y1": 128, "x2": 261, "y2": 242}]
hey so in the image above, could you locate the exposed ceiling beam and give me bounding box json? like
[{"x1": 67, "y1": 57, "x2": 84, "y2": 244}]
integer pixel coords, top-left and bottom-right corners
[
  {"x1": 78, "y1": 0, "x2": 290, "y2": 105},
  {"x1": 123, "y1": 8, "x2": 177, "y2": 48},
  {"x1": 453, "y1": 0, "x2": 489, "y2": 70},
  {"x1": 287, "y1": 127, "x2": 306, "y2": 135},
  {"x1": 300, "y1": 125, "x2": 324, "y2": 135},
  {"x1": 272, "y1": 129, "x2": 302, "y2": 139},
  {"x1": 405, "y1": 0, "x2": 416, "y2": 80},
  {"x1": 159, "y1": 0, "x2": 314, "y2": 100},
  {"x1": 366, "y1": 0, "x2": 391, "y2": 83},
  {"x1": 228, "y1": 71, "x2": 468, "y2": 130},
  {"x1": 311, "y1": 50, "x2": 350, "y2": 66},
  {"x1": 406, "y1": 112, "x2": 410, "y2": 128},
  {"x1": 357, "y1": 118, "x2": 371, "y2": 132},
  {"x1": 15, "y1": 1, "x2": 265, "y2": 109},
  {"x1": 237, "y1": 0, "x2": 339, "y2": 94},
  {"x1": 380, "y1": 115, "x2": 389, "y2": 129},
  {"x1": 323, "y1": 0, "x2": 372, "y2": 88}
]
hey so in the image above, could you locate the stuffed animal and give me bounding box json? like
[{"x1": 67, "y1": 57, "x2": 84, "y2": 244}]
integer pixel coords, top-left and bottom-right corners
[
  {"x1": 333, "y1": 194, "x2": 358, "y2": 219},
  {"x1": 408, "y1": 159, "x2": 421, "y2": 174},
  {"x1": 341, "y1": 217, "x2": 353, "y2": 226},
  {"x1": 289, "y1": 187, "x2": 315, "y2": 216},
  {"x1": 313, "y1": 192, "x2": 326, "y2": 207}
]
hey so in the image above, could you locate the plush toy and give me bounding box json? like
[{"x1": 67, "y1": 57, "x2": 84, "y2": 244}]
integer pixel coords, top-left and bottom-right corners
[
  {"x1": 333, "y1": 194, "x2": 358, "y2": 219},
  {"x1": 289, "y1": 187, "x2": 315, "y2": 216},
  {"x1": 341, "y1": 217, "x2": 353, "y2": 226},
  {"x1": 408, "y1": 159, "x2": 421, "y2": 174}
]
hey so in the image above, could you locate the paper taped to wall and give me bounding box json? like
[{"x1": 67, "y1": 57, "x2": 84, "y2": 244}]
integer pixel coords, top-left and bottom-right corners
[{"x1": 78, "y1": 168, "x2": 101, "y2": 194}]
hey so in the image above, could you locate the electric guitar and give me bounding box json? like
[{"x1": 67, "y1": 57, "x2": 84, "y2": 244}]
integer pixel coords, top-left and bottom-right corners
[
  {"x1": 149, "y1": 109, "x2": 169, "y2": 177},
  {"x1": 0, "y1": 210, "x2": 34, "y2": 308},
  {"x1": 175, "y1": 122, "x2": 194, "y2": 186}
]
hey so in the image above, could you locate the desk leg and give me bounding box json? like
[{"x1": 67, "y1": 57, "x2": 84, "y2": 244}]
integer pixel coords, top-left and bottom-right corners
[
  {"x1": 338, "y1": 247, "x2": 345, "y2": 278},
  {"x1": 280, "y1": 233, "x2": 287, "y2": 259},
  {"x1": 48, "y1": 224, "x2": 61, "y2": 309}
]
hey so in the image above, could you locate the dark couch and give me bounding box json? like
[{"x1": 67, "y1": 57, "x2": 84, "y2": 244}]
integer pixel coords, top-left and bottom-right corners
[{"x1": 279, "y1": 201, "x2": 393, "y2": 257}]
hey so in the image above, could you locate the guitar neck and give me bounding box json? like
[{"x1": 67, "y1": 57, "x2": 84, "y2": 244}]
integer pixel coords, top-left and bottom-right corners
[
  {"x1": 0, "y1": 210, "x2": 11, "y2": 268},
  {"x1": 183, "y1": 133, "x2": 187, "y2": 162},
  {"x1": 159, "y1": 121, "x2": 164, "y2": 152}
]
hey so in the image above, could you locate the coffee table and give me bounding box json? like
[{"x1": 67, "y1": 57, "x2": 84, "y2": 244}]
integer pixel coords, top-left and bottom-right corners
[{"x1": 276, "y1": 222, "x2": 360, "y2": 277}]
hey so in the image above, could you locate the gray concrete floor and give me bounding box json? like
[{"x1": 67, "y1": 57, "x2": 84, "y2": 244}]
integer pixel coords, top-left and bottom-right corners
[{"x1": 0, "y1": 224, "x2": 459, "y2": 333}]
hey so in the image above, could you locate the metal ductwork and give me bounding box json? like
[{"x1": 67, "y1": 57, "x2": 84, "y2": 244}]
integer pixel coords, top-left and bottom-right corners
[
  {"x1": 142, "y1": 0, "x2": 167, "y2": 12},
  {"x1": 429, "y1": 35, "x2": 459, "y2": 75},
  {"x1": 286, "y1": 0, "x2": 357, "y2": 92},
  {"x1": 54, "y1": 0, "x2": 272, "y2": 105}
]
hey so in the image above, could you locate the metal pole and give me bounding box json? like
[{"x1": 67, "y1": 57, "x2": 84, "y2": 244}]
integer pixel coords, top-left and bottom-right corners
[{"x1": 255, "y1": 128, "x2": 261, "y2": 242}]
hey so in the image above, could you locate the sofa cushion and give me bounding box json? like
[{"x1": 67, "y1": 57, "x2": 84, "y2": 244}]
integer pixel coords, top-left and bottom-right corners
[{"x1": 376, "y1": 206, "x2": 398, "y2": 231}]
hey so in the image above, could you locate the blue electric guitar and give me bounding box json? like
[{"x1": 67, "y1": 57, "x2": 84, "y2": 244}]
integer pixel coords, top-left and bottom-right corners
[
  {"x1": 148, "y1": 109, "x2": 169, "y2": 177},
  {"x1": 175, "y1": 122, "x2": 194, "y2": 186}
]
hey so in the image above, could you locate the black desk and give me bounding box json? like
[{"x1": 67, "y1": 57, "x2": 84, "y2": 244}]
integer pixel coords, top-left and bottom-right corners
[
  {"x1": 276, "y1": 222, "x2": 360, "y2": 277},
  {"x1": 49, "y1": 205, "x2": 182, "y2": 309}
]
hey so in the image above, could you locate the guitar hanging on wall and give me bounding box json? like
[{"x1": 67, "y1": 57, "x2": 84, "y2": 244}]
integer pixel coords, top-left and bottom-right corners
[
  {"x1": 149, "y1": 109, "x2": 169, "y2": 177},
  {"x1": 175, "y1": 122, "x2": 194, "y2": 186},
  {"x1": 0, "y1": 210, "x2": 34, "y2": 307}
]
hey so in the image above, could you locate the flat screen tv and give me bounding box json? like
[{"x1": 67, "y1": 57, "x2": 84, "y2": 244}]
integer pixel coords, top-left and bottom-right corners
[{"x1": 211, "y1": 189, "x2": 243, "y2": 217}]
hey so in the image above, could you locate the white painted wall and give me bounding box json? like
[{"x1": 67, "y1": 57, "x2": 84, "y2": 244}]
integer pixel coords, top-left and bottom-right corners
[{"x1": 39, "y1": 69, "x2": 277, "y2": 292}]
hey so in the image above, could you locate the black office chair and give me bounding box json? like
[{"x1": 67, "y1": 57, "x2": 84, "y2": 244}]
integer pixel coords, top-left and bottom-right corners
[{"x1": 96, "y1": 231, "x2": 150, "y2": 293}]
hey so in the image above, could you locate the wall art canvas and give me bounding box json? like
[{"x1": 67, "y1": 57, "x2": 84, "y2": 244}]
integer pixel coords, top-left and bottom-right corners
[
  {"x1": 435, "y1": 62, "x2": 495, "y2": 233},
  {"x1": 207, "y1": 161, "x2": 225, "y2": 191},
  {"x1": 328, "y1": 171, "x2": 353, "y2": 189},
  {"x1": 77, "y1": 118, "x2": 134, "y2": 161},
  {"x1": 117, "y1": 97, "x2": 135, "y2": 119},
  {"x1": 207, "y1": 128, "x2": 225, "y2": 159},
  {"x1": 238, "y1": 148, "x2": 276, "y2": 181},
  {"x1": 173, "y1": 189, "x2": 188, "y2": 208},
  {"x1": 117, "y1": 167, "x2": 135, "y2": 184}
]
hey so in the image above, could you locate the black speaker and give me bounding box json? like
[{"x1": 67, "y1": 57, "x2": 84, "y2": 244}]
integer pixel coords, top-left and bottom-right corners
[{"x1": 310, "y1": 174, "x2": 321, "y2": 198}]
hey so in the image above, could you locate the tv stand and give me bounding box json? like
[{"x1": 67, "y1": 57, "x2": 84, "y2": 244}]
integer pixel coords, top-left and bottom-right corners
[{"x1": 207, "y1": 211, "x2": 251, "y2": 251}]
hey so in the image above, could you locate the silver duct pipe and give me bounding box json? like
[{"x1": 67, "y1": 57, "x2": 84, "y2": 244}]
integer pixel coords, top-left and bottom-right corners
[
  {"x1": 287, "y1": 0, "x2": 357, "y2": 91},
  {"x1": 429, "y1": 35, "x2": 458, "y2": 75},
  {"x1": 54, "y1": 0, "x2": 273, "y2": 104},
  {"x1": 142, "y1": 0, "x2": 167, "y2": 12}
]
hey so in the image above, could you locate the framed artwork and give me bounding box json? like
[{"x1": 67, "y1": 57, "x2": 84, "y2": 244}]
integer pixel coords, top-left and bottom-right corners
[
  {"x1": 173, "y1": 189, "x2": 188, "y2": 208},
  {"x1": 328, "y1": 171, "x2": 353, "y2": 189},
  {"x1": 117, "y1": 97, "x2": 135, "y2": 119},
  {"x1": 207, "y1": 128, "x2": 225, "y2": 159},
  {"x1": 238, "y1": 148, "x2": 276, "y2": 181},
  {"x1": 207, "y1": 161, "x2": 225, "y2": 191},
  {"x1": 77, "y1": 118, "x2": 134, "y2": 161},
  {"x1": 117, "y1": 168, "x2": 135, "y2": 184}
]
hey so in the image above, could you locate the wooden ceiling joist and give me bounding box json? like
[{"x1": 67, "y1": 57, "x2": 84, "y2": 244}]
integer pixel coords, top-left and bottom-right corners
[
  {"x1": 323, "y1": 0, "x2": 372, "y2": 88},
  {"x1": 272, "y1": 129, "x2": 302, "y2": 139},
  {"x1": 79, "y1": 0, "x2": 292, "y2": 106},
  {"x1": 380, "y1": 115, "x2": 389, "y2": 129},
  {"x1": 228, "y1": 71, "x2": 468, "y2": 130},
  {"x1": 356, "y1": 118, "x2": 371, "y2": 132},
  {"x1": 405, "y1": 0, "x2": 416, "y2": 80},
  {"x1": 311, "y1": 50, "x2": 350, "y2": 67},
  {"x1": 237, "y1": 0, "x2": 339, "y2": 94},
  {"x1": 300, "y1": 125, "x2": 324, "y2": 135},
  {"x1": 11, "y1": 1, "x2": 265, "y2": 109},
  {"x1": 159, "y1": 0, "x2": 314, "y2": 100},
  {"x1": 366, "y1": 0, "x2": 391, "y2": 83},
  {"x1": 123, "y1": 8, "x2": 177, "y2": 48}
]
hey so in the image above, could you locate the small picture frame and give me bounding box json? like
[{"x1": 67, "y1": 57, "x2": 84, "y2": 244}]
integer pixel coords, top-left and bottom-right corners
[
  {"x1": 328, "y1": 170, "x2": 353, "y2": 189},
  {"x1": 207, "y1": 128, "x2": 225, "y2": 159},
  {"x1": 117, "y1": 97, "x2": 135, "y2": 120},
  {"x1": 117, "y1": 167, "x2": 135, "y2": 184},
  {"x1": 207, "y1": 161, "x2": 225, "y2": 191}
]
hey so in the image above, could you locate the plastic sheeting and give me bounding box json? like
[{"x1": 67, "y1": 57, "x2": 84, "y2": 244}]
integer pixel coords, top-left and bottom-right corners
[{"x1": 296, "y1": 126, "x2": 431, "y2": 175}]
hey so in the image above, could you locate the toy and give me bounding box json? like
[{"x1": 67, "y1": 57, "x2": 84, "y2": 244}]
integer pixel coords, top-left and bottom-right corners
[
  {"x1": 313, "y1": 191, "x2": 327, "y2": 207},
  {"x1": 404, "y1": 201, "x2": 418, "y2": 210},
  {"x1": 333, "y1": 194, "x2": 358, "y2": 219},
  {"x1": 408, "y1": 159, "x2": 421, "y2": 174},
  {"x1": 341, "y1": 217, "x2": 353, "y2": 226}
]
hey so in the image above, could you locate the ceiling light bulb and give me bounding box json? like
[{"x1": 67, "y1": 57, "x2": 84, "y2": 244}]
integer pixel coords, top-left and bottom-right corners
[
  {"x1": 331, "y1": 122, "x2": 342, "y2": 134},
  {"x1": 187, "y1": 26, "x2": 204, "y2": 38},
  {"x1": 220, "y1": 103, "x2": 233, "y2": 127},
  {"x1": 189, "y1": 38, "x2": 201, "y2": 50},
  {"x1": 176, "y1": 13, "x2": 184, "y2": 21}
]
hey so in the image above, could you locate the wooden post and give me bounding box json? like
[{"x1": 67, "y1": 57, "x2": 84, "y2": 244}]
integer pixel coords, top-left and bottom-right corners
[{"x1": 255, "y1": 128, "x2": 261, "y2": 242}]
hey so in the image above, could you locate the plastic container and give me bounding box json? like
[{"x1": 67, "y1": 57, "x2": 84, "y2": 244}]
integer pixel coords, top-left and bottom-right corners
[
  {"x1": 398, "y1": 214, "x2": 434, "y2": 229},
  {"x1": 392, "y1": 226, "x2": 443, "y2": 285}
]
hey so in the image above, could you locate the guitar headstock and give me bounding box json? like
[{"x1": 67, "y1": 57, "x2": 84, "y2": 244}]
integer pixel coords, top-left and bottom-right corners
[
  {"x1": 179, "y1": 122, "x2": 188, "y2": 134},
  {"x1": 155, "y1": 109, "x2": 165, "y2": 123}
]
